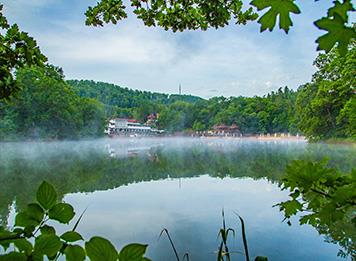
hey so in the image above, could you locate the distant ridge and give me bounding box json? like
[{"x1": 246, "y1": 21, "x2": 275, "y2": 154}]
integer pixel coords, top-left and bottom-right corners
[{"x1": 67, "y1": 80, "x2": 203, "y2": 109}]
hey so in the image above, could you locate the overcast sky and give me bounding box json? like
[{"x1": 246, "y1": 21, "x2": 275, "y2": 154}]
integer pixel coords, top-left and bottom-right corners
[{"x1": 2, "y1": 0, "x2": 339, "y2": 98}]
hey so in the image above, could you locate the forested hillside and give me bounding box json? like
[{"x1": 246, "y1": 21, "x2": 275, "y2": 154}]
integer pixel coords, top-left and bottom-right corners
[
  {"x1": 67, "y1": 80, "x2": 202, "y2": 121},
  {"x1": 157, "y1": 87, "x2": 297, "y2": 133},
  {"x1": 0, "y1": 44, "x2": 354, "y2": 141},
  {"x1": 67, "y1": 80, "x2": 298, "y2": 134}
]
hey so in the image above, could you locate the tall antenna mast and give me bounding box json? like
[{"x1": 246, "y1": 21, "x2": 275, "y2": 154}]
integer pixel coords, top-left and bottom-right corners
[{"x1": 179, "y1": 83, "x2": 182, "y2": 95}]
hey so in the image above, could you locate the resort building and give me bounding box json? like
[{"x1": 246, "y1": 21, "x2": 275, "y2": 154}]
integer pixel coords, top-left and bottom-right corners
[
  {"x1": 105, "y1": 118, "x2": 163, "y2": 136},
  {"x1": 209, "y1": 124, "x2": 241, "y2": 136}
]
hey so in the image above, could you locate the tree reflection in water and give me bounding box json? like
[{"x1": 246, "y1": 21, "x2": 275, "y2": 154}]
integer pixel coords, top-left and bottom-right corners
[{"x1": 277, "y1": 160, "x2": 355, "y2": 258}]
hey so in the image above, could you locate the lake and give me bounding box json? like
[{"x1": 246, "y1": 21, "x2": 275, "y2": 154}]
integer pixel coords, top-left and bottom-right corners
[{"x1": 0, "y1": 138, "x2": 355, "y2": 260}]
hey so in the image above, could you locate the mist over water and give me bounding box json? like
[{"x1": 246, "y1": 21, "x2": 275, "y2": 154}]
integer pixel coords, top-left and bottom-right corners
[{"x1": 1, "y1": 138, "x2": 355, "y2": 260}]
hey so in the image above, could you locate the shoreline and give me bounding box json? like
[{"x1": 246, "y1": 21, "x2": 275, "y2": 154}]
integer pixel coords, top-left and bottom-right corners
[{"x1": 2, "y1": 135, "x2": 356, "y2": 145}]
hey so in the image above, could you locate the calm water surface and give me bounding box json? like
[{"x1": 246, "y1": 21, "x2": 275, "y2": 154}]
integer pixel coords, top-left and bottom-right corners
[{"x1": 0, "y1": 138, "x2": 355, "y2": 260}]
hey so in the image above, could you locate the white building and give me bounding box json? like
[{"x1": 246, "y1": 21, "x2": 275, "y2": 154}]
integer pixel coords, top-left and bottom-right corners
[{"x1": 105, "y1": 118, "x2": 163, "y2": 136}]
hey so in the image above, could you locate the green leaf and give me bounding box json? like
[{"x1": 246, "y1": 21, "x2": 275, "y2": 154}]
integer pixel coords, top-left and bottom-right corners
[
  {"x1": 34, "y1": 234, "x2": 62, "y2": 257},
  {"x1": 40, "y1": 225, "x2": 56, "y2": 235},
  {"x1": 64, "y1": 245, "x2": 86, "y2": 261},
  {"x1": 250, "y1": 0, "x2": 300, "y2": 33},
  {"x1": 299, "y1": 214, "x2": 318, "y2": 226},
  {"x1": 31, "y1": 252, "x2": 44, "y2": 261},
  {"x1": 36, "y1": 181, "x2": 57, "y2": 210},
  {"x1": 14, "y1": 238, "x2": 33, "y2": 255},
  {"x1": 15, "y1": 212, "x2": 39, "y2": 228},
  {"x1": 280, "y1": 199, "x2": 303, "y2": 217},
  {"x1": 23, "y1": 225, "x2": 36, "y2": 238},
  {"x1": 48, "y1": 203, "x2": 75, "y2": 224},
  {"x1": 0, "y1": 228, "x2": 18, "y2": 241},
  {"x1": 289, "y1": 189, "x2": 300, "y2": 199},
  {"x1": 12, "y1": 228, "x2": 24, "y2": 234},
  {"x1": 0, "y1": 241, "x2": 10, "y2": 252},
  {"x1": 15, "y1": 203, "x2": 44, "y2": 228},
  {"x1": 119, "y1": 243, "x2": 148, "y2": 261},
  {"x1": 85, "y1": 236, "x2": 118, "y2": 261},
  {"x1": 0, "y1": 252, "x2": 27, "y2": 261},
  {"x1": 314, "y1": 15, "x2": 356, "y2": 55},
  {"x1": 26, "y1": 203, "x2": 44, "y2": 223},
  {"x1": 60, "y1": 231, "x2": 83, "y2": 242},
  {"x1": 327, "y1": 0, "x2": 354, "y2": 22},
  {"x1": 0, "y1": 229, "x2": 15, "y2": 250}
]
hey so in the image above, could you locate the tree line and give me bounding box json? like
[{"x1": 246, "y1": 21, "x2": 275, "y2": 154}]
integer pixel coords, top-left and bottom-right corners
[
  {"x1": 0, "y1": 66, "x2": 106, "y2": 140},
  {"x1": 0, "y1": 43, "x2": 355, "y2": 141}
]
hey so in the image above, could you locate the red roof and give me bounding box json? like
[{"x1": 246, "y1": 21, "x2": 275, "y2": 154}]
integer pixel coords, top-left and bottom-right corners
[
  {"x1": 230, "y1": 124, "x2": 239, "y2": 129},
  {"x1": 113, "y1": 118, "x2": 138, "y2": 123},
  {"x1": 212, "y1": 124, "x2": 240, "y2": 131},
  {"x1": 212, "y1": 124, "x2": 228, "y2": 130},
  {"x1": 147, "y1": 114, "x2": 156, "y2": 120}
]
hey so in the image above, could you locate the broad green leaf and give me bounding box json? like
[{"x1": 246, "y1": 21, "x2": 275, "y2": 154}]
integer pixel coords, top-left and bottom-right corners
[
  {"x1": 23, "y1": 225, "x2": 36, "y2": 238},
  {"x1": 0, "y1": 252, "x2": 27, "y2": 261},
  {"x1": 15, "y1": 212, "x2": 40, "y2": 228},
  {"x1": 85, "y1": 236, "x2": 118, "y2": 261},
  {"x1": 314, "y1": 15, "x2": 356, "y2": 56},
  {"x1": 48, "y1": 203, "x2": 75, "y2": 224},
  {"x1": 12, "y1": 228, "x2": 24, "y2": 234},
  {"x1": 26, "y1": 203, "x2": 44, "y2": 223},
  {"x1": 31, "y1": 252, "x2": 44, "y2": 261},
  {"x1": 15, "y1": 203, "x2": 44, "y2": 228},
  {"x1": 40, "y1": 225, "x2": 56, "y2": 235},
  {"x1": 0, "y1": 229, "x2": 18, "y2": 241},
  {"x1": 60, "y1": 231, "x2": 83, "y2": 242},
  {"x1": 14, "y1": 238, "x2": 33, "y2": 255},
  {"x1": 64, "y1": 245, "x2": 86, "y2": 261},
  {"x1": 34, "y1": 234, "x2": 62, "y2": 257},
  {"x1": 119, "y1": 243, "x2": 148, "y2": 261},
  {"x1": 250, "y1": 0, "x2": 300, "y2": 33},
  {"x1": 36, "y1": 181, "x2": 57, "y2": 210},
  {"x1": 0, "y1": 229, "x2": 15, "y2": 251}
]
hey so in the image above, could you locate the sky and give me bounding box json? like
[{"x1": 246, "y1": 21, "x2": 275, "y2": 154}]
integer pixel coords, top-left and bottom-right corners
[{"x1": 1, "y1": 0, "x2": 341, "y2": 98}]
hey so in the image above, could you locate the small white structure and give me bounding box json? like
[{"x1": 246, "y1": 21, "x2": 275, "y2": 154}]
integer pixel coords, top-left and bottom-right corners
[{"x1": 105, "y1": 118, "x2": 163, "y2": 137}]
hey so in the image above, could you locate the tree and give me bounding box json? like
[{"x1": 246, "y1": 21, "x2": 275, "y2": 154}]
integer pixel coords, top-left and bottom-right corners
[
  {"x1": 337, "y1": 98, "x2": 356, "y2": 137},
  {"x1": 0, "y1": 66, "x2": 106, "y2": 140},
  {"x1": 276, "y1": 160, "x2": 356, "y2": 258},
  {"x1": 85, "y1": 0, "x2": 355, "y2": 55},
  {"x1": 295, "y1": 42, "x2": 356, "y2": 140},
  {"x1": 0, "y1": 5, "x2": 46, "y2": 100},
  {"x1": 157, "y1": 101, "x2": 194, "y2": 131}
]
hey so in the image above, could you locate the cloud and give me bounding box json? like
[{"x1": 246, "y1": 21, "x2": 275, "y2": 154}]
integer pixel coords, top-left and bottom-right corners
[
  {"x1": 2, "y1": 0, "x2": 324, "y2": 98},
  {"x1": 39, "y1": 26, "x2": 176, "y2": 65}
]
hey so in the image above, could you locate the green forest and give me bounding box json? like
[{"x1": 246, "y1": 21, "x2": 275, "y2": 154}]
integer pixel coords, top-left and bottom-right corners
[
  {"x1": 1, "y1": 1, "x2": 356, "y2": 260},
  {"x1": 1, "y1": 42, "x2": 355, "y2": 141}
]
